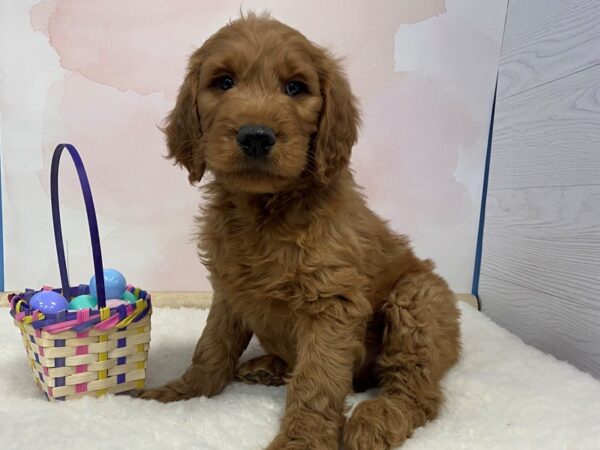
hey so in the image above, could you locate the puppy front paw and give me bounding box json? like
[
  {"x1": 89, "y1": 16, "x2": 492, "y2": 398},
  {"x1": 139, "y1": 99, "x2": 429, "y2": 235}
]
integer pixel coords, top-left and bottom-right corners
[
  {"x1": 265, "y1": 433, "x2": 294, "y2": 450},
  {"x1": 344, "y1": 398, "x2": 405, "y2": 450},
  {"x1": 137, "y1": 377, "x2": 199, "y2": 403},
  {"x1": 265, "y1": 433, "x2": 308, "y2": 450}
]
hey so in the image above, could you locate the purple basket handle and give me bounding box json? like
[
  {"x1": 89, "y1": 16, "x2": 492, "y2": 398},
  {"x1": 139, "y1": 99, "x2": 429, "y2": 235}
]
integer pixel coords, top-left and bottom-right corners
[{"x1": 51, "y1": 144, "x2": 106, "y2": 307}]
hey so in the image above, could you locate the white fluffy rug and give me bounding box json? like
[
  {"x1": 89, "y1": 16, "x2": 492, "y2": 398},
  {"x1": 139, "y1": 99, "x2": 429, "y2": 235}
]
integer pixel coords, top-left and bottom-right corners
[{"x1": 1, "y1": 303, "x2": 599, "y2": 450}]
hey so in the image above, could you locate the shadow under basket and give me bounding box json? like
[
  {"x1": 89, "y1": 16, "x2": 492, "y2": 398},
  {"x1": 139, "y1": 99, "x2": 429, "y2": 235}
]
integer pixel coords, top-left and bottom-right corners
[
  {"x1": 8, "y1": 143, "x2": 152, "y2": 401},
  {"x1": 10, "y1": 286, "x2": 152, "y2": 401}
]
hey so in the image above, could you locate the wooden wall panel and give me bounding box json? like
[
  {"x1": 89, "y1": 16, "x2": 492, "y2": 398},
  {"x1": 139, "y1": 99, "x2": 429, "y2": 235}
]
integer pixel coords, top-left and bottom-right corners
[
  {"x1": 498, "y1": 0, "x2": 600, "y2": 99},
  {"x1": 480, "y1": 0, "x2": 600, "y2": 377},
  {"x1": 479, "y1": 276, "x2": 600, "y2": 375},
  {"x1": 491, "y1": 66, "x2": 600, "y2": 189},
  {"x1": 482, "y1": 185, "x2": 600, "y2": 312}
]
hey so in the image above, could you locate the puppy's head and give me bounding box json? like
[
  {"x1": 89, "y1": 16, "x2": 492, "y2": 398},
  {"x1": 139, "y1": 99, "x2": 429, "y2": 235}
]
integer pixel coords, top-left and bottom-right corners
[{"x1": 165, "y1": 13, "x2": 360, "y2": 193}]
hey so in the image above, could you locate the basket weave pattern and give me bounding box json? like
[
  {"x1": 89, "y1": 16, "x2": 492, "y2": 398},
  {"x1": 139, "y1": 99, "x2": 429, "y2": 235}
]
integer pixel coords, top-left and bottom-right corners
[
  {"x1": 17, "y1": 315, "x2": 150, "y2": 400},
  {"x1": 9, "y1": 144, "x2": 153, "y2": 401}
]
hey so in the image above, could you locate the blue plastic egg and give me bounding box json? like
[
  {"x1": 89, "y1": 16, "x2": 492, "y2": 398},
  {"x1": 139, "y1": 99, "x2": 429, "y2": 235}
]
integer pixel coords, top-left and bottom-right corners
[
  {"x1": 68, "y1": 294, "x2": 98, "y2": 311},
  {"x1": 89, "y1": 269, "x2": 127, "y2": 301},
  {"x1": 29, "y1": 291, "x2": 69, "y2": 314}
]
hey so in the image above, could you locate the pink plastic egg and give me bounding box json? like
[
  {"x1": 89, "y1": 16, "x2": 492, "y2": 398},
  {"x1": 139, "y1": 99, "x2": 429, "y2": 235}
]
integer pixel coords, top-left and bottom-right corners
[{"x1": 105, "y1": 299, "x2": 129, "y2": 308}]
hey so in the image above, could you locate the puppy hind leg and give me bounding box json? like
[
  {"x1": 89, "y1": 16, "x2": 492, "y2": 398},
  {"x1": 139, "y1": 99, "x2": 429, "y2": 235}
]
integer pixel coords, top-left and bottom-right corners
[{"x1": 344, "y1": 273, "x2": 460, "y2": 450}]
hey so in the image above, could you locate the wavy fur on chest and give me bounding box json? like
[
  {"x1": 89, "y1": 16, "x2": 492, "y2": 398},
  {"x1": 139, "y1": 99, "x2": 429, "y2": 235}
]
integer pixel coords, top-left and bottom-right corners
[{"x1": 197, "y1": 171, "x2": 425, "y2": 326}]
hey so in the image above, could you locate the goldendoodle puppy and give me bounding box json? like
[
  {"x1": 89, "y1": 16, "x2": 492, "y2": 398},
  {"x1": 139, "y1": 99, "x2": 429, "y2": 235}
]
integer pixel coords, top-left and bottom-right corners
[{"x1": 141, "y1": 13, "x2": 461, "y2": 450}]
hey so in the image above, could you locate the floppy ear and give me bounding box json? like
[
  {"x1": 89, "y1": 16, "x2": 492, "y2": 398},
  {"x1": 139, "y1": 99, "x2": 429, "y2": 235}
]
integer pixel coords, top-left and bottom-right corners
[
  {"x1": 311, "y1": 52, "x2": 360, "y2": 186},
  {"x1": 164, "y1": 61, "x2": 205, "y2": 184}
]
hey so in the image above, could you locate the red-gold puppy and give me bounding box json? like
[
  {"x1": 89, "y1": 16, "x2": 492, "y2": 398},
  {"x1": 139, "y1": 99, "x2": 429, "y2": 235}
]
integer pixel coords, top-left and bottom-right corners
[{"x1": 141, "y1": 13, "x2": 461, "y2": 450}]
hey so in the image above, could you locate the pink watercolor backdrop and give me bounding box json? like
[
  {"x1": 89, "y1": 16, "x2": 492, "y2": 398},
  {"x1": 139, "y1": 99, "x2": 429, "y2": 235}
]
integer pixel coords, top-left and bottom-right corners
[{"x1": 0, "y1": 0, "x2": 508, "y2": 293}]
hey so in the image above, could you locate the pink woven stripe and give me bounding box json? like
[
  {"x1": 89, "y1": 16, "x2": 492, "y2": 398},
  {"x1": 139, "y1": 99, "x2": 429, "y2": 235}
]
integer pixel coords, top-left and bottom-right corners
[
  {"x1": 94, "y1": 311, "x2": 126, "y2": 330},
  {"x1": 43, "y1": 314, "x2": 100, "y2": 333},
  {"x1": 43, "y1": 367, "x2": 49, "y2": 376},
  {"x1": 76, "y1": 344, "x2": 89, "y2": 375},
  {"x1": 48, "y1": 387, "x2": 53, "y2": 397},
  {"x1": 75, "y1": 332, "x2": 88, "y2": 394},
  {"x1": 75, "y1": 345, "x2": 88, "y2": 356},
  {"x1": 39, "y1": 346, "x2": 45, "y2": 356},
  {"x1": 35, "y1": 329, "x2": 42, "y2": 338}
]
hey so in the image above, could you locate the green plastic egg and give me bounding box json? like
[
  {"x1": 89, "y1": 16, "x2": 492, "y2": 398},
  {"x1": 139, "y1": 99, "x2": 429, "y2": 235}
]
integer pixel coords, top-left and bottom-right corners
[
  {"x1": 121, "y1": 290, "x2": 138, "y2": 304},
  {"x1": 68, "y1": 294, "x2": 98, "y2": 310}
]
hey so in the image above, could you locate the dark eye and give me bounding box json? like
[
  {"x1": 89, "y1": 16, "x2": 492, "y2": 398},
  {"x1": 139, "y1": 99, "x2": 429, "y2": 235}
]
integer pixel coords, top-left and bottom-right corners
[
  {"x1": 215, "y1": 75, "x2": 234, "y2": 91},
  {"x1": 285, "y1": 80, "x2": 307, "y2": 97}
]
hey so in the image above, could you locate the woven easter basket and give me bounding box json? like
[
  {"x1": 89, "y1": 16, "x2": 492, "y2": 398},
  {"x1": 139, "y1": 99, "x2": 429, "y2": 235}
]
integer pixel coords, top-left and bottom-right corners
[{"x1": 8, "y1": 144, "x2": 152, "y2": 401}]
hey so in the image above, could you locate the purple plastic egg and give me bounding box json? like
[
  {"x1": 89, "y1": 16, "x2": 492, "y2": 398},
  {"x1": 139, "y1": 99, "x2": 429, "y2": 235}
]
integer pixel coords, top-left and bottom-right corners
[{"x1": 29, "y1": 291, "x2": 69, "y2": 314}]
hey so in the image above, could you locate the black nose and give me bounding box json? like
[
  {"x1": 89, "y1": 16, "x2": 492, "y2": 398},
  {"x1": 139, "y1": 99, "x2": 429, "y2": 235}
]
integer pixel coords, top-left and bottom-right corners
[{"x1": 237, "y1": 125, "x2": 276, "y2": 158}]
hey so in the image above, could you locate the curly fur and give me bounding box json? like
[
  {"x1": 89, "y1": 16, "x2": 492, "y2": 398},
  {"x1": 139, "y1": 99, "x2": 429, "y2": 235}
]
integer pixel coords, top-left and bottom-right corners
[{"x1": 141, "y1": 13, "x2": 461, "y2": 450}]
